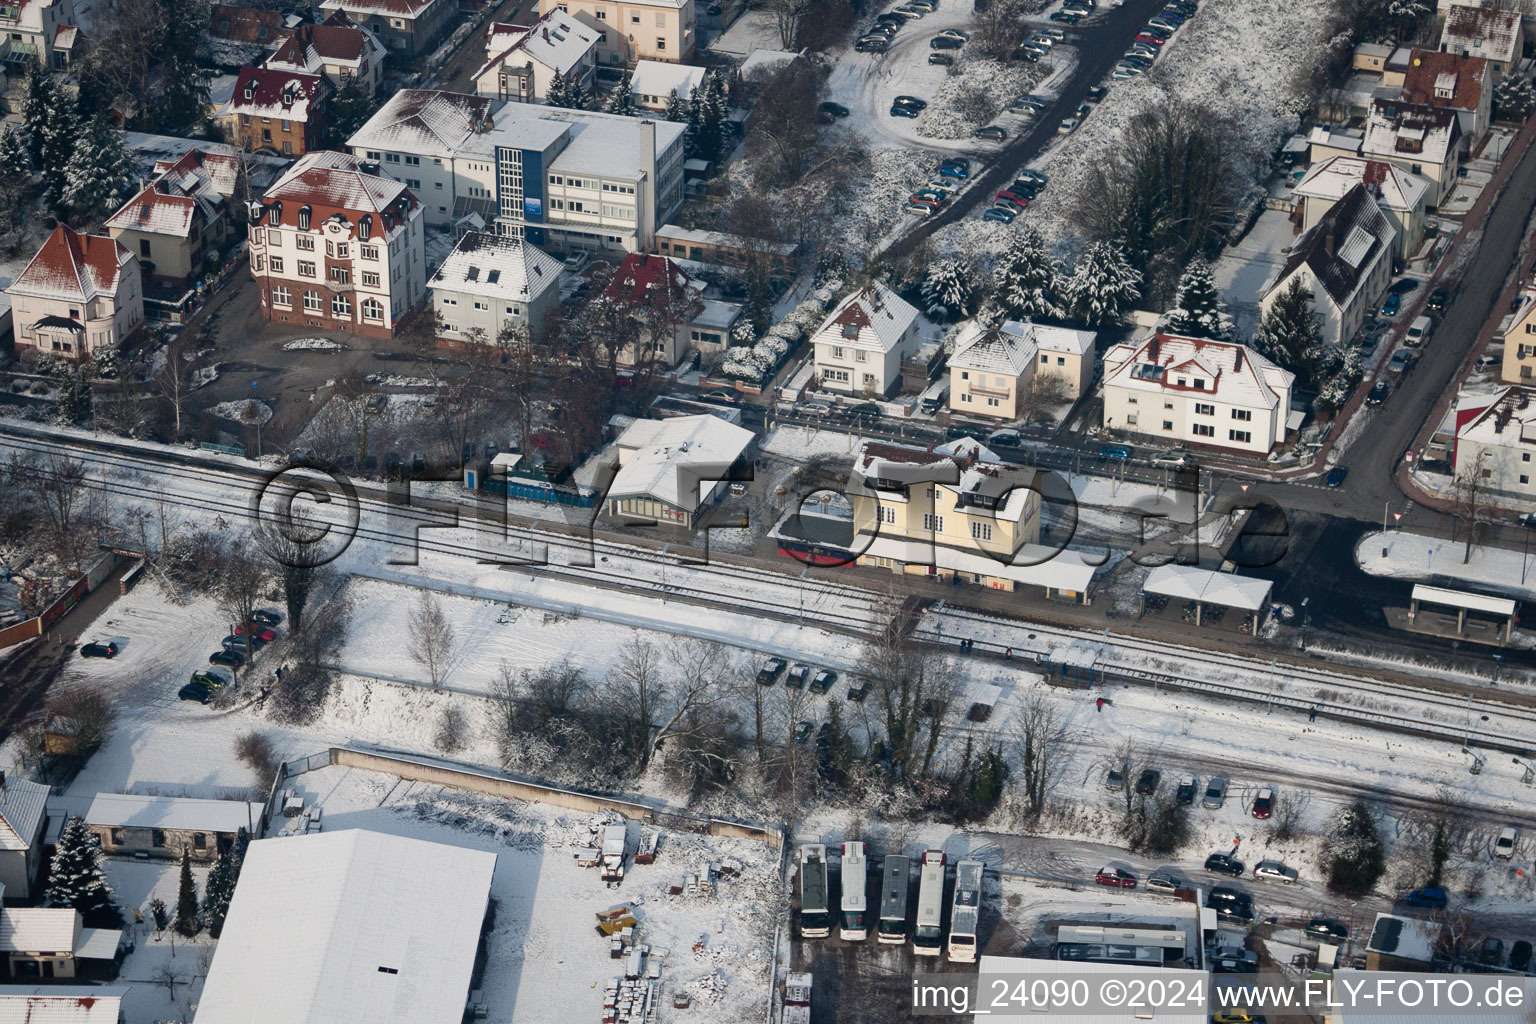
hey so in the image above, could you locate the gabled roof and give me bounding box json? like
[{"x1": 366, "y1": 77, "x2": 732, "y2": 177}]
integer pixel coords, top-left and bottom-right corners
[
  {"x1": 850, "y1": 440, "x2": 1040, "y2": 523},
  {"x1": 209, "y1": 4, "x2": 289, "y2": 44},
  {"x1": 259, "y1": 152, "x2": 418, "y2": 240},
  {"x1": 104, "y1": 179, "x2": 211, "y2": 239},
  {"x1": 428, "y1": 231, "x2": 564, "y2": 304},
  {"x1": 950, "y1": 319, "x2": 1095, "y2": 376},
  {"x1": 6, "y1": 226, "x2": 134, "y2": 306},
  {"x1": 814, "y1": 282, "x2": 919, "y2": 355},
  {"x1": 0, "y1": 780, "x2": 50, "y2": 852},
  {"x1": 1270, "y1": 183, "x2": 1396, "y2": 308},
  {"x1": 0, "y1": 908, "x2": 79, "y2": 954},
  {"x1": 152, "y1": 147, "x2": 243, "y2": 202},
  {"x1": 0, "y1": 986, "x2": 127, "y2": 1024},
  {"x1": 604, "y1": 253, "x2": 697, "y2": 308},
  {"x1": 1361, "y1": 98, "x2": 1461, "y2": 166},
  {"x1": 1456, "y1": 384, "x2": 1536, "y2": 448},
  {"x1": 318, "y1": 0, "x2": 443, "y2": 21},
  {"x1": 1441, "y1": 3, "x2": 1522, "y2": 63},
  {"x1": 1401, "y1": 48, "x2": 1487, "y2": 113},
  {"x1": 345, "y1": 89, "x2": 497, "y2": 155},
  {"x1": 474, "y1": 8, "x2": 597, "y2": 80},
  {"x1": 194, "y1": 829, "x2": 497, "y2": 1024},
  {"x1": 266, "y1": 17, "x2": 382, "y2": 72},
  {"x1": 1293, "y1": 155, "x2": 1428, "y2": 213},
  {"x1": 1101, "y1": 333, "x2": 1294, "y2": 411},
  {"x1": 630, "y1": 60, "x2": 708, "y2": 101},
  {"x1": 222, "y1": 65, "x2": 324, "y2": 121}
]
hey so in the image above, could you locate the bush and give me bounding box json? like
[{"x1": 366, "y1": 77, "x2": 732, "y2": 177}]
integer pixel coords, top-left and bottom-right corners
[
  {"x1": 434, "y1": 703, "x2": 468, "y2": 753},
  {"x1": 234, "y1": 730, "x2": 280, "y2": 780},
  {"x1": 1327, "y1": 799, "x2": 1385, "y2": 893}
]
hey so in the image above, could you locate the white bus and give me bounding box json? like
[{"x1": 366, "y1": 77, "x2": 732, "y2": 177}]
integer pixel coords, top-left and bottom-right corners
[
  {"x1": 913, "y1": 849, "x2": 946, "y2": 956},
  {"x1": 798, "y1": 844, "x2": 831, "y2": 939},
  {"x1": 877, "y1": 854, "x2": 911, "y2": 945},
  {"x1": 840, "y1": 841, "x2": 869, "y2": 940},
  {"x1": 947, "y1": 859, "x2": 984, "y2": 962}
]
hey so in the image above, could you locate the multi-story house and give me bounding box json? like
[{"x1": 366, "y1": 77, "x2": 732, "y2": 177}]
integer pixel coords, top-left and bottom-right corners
[
  {"x1": 1501, "y1": 287, "x2": 1536, "y2": 383},
  {"x1": 5, "y1": 225, "x2": 144, "y2": 358},
  {"x1": 948, "y1": 318, "x2": 1095, "y2": 420},
  {"x1": 1454, "y1": 386, "x2": 1536, "y2": 502},
  {"x1": 1260, "y1": 182, "x2": 1396, "y2": 348},
  {"x1": 539, "y1": 0, "x2": 694, "y2": 62},
  {"x1": 105, "y1": 176, "x2": 225, "y2": 291},
  {"x1": 1292, "y1": 155, "x2": 1428, "y2": 262},
  {"x1": 429, "y1": 230, "x2": 565, "y2": 346},
  {"x1": 0, "y1": 0, "x2": 79, "y2": 69},
  {"x1": 318, "y1": 0, "x2": 455, "y2": 55},
  {"x1": 1100, "y1": 333, "x2": 1295, "y2": 456},
  {"x1": 811, "y1": 283, "x2": 920, "y2": 397},
  {"x1": 472, "y1": 8, "x2": 599, "y2": 103},
  {"x1": 1360, "y1": 98, "x2": 1461, "y2": 207},
  {"x1": 1401, "y1": 49, "x2": 1491, "y2": 148},
  {"x1": 246, "y1": 151, "x2": 426, "y2": 339},
  {"x1": 603, "y1": 252, "x2": 703, "y2": 366},
  {"x1": 264, "y1": 11, "x2": 386, "y2": 95},
  {"x1": 1440, "y1": 1, "x2": 1523, "y2": 79},
  {"x1": 220, "y1": 66, "x2": 330, "y2": 156}
]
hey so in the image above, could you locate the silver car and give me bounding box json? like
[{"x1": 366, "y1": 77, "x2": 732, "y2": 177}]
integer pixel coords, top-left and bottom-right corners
[
  {"x1": 1202, "y1": 775, "x2": 1229, "y2": 809},
  {"x1": 1253, "y1": 859, "x2": 1299, "y2": 883},
  {"x1": 1145, "y1": 871, "x2": 1183, "y2": 894}
]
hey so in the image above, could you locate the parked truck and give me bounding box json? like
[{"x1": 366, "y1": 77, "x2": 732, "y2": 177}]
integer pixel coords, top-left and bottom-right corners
[
  {"x1": 601, "y1": 824, "x2": 628, "y2": 885},
  {"x1": 783, "y1": 973, "x2": 812, "y2": 1024}
]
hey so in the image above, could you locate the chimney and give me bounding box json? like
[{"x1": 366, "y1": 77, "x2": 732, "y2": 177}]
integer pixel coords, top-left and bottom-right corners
[
  {"x1": 1149, "y1": 336, "x2": 1161, "y2": 362},
  {"x1": 1234, "y1": 349, "x2": 1243, "y2": 372}
]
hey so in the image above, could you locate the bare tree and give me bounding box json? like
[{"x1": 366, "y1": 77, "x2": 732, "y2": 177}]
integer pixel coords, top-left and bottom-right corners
[
  {"x1": 1402, "y1": 787, "x2": 1475, "y2": 887},
  {"x1": 15, "y1": 453, "x2": 98, "y2": 568},
  {"x1": 434, "y1": 703, "x2": 468, "y2": 753},
  {"x1": 1268, "y1": 788, "x2": 1311, "y2": 842},
  {"x1": 608, "y1": 636, "x2": 665, "y2": 764},
  {"x1": 1450, "y1": 448, "x2": 1496, "y2": 563},
  {"x1": 406, "y1": 591, "x2": 456, "y2": 688},
  {"x1": 646, "y1": 637, "x2": 735, "y2": 769},
  {"x1": 1010, "y1": 692, "x2": 1074, "y2": 817},
  {"x1": 971, "y1": 0, "x2": 1023, "y2": 59},
  {"x1": 44, "y1": 687, "x2": 118, "y2": 757},
  {"x1": 746, "y1": 62, "x2": 828, "y2": 187},
  {"x1": 233, "y1": 730, "x2": 280, "y2": 779},
  {"x1": 269, "y1": 586, "x2": 351, "y2": 724},
  {"x1": 217, "y1": 543, "x2": 272, "y2": 643},
  {"x1": 155, "y1": 333, "x2": 198, "y2": 441},
  {"x1": 863, "y1": 596, "x2": 959, "y2": 779},
  {"x1": 767, "y1": 0, "x2": 812, "y2": 47},
  {"x1": 153, "y1": 962, "x2": 188, "y2": 1001}
]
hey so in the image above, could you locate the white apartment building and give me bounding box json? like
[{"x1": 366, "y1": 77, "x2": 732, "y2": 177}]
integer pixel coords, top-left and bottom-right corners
[
  {"x1": 429, "y1": 230, "x2": 565, "y2": 345},
  {"x1": 1100, "y1": 333, "x2": 1296, "y2": 456},
  {"x1": 473, "y1": 9, "x2": 599, "y2": 103},
  {"x1": 0, "y1": 0, "x2": 79, "y2": 69},
  {"x1": 1455, "y1": 386, "x2": 1536, "y2": 502},
  {"x1": 811, "y1": 283, "x2": 921, "y2": 397},
  {"x1": 247, "y1": 151, "x2": 426, "y2": 339},
  {"x1": 1292, "y1": 156, "x2": 1427, "y2": 262}
]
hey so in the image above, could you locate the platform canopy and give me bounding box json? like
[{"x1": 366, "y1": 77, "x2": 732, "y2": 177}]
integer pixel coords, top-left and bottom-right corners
[
  {"x1": 1409, "y1": 584, "x2": 1516, "y2": 618},
  {"x1": 1142, "y1": 564, "x2": 1272, "y2": 612}
]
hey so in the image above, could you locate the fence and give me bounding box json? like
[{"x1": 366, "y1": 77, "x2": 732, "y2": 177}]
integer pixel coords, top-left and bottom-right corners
[{"x1": 0, "y1": 549, "x2": 124, "y2": 652}]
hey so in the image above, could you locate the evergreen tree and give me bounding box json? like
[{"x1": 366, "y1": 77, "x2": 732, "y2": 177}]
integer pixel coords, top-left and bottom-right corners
[
  {"x1": 329, "y1": 75, "x2": 377, "y2": 147},
  {"x1": 1327, "y1": 798, "x2": 1386, "y2": 892},
  {"x1": 992, "y1": 227, "x2": 1062, "y2": 320},
  {"x1": 1062, "y1": 241, "x2": 1141, "y2": 327},
  {"x1": 1315, "y1": 344, "x2": 1364, "y2": 411},
  {"x1": 922, "y1": 257, "x2": 981, "y2": 321},
  {"x1": 202, "y1": 854, "x2": 235, "y2": 938},
  {"x1": 1387, "y1": 0, "x2": 1428, "y2": 39},
  {"x1": 51, "y1": 359, "x2": 94, "y2": 426},
  {"x1": 158, "y1": 0, "x2": 212, "y2": 134},
  {"x1": 229, "y1": 826, "x2": 251, "y2": 881},
  {"x1": 1161, "y1": 257, "x2": 1232, "y2": 339},
  {"x1": 0, "y1": 123, "x2": 35, "y2": 248},
  {"x1": 24, "y1": 64, "x2": 79, "y2": 210},
  {"x1": 569, "y1": 74, "x2": 593, "y2": 110},
  {"x1": 63, "y1": 114, "x2": 139, "y2": 222},
  {"x1": 605, "y1": 71, "x2": 636, "y2": 116},
  {"x1": 174, "y1": 848, "x2": 200, "y2": 936},
  {"x1": 663, "y1": 88, "x2": 689, "y2": 127},
  {"x1": 815, "y1": 699, "x2": 858, "y2": 786},
  {"x1": 1251, "y1": 278, "x2": 1323, "y2": 382},
  {"x1": 1495, "y1": 74, "x2": 1536, "y2": 122},
  {"x1": 544, "y1": 73, "x2": 575, "y2": 109},
  {"x1": 46, "y1": 817, "x2": 119, "y2": 921},
  {"x1": 689, "y1": 72, "x2": 727, "y2": 162}
]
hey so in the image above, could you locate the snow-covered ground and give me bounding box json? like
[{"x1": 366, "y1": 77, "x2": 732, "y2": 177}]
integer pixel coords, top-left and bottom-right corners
[{"x1": 1357, "y1": 529, "x2": 1536, "y2": 602}]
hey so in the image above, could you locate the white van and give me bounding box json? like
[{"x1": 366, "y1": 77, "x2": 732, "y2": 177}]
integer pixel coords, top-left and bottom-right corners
[{"x1": 1405, "y1": 315, "x2": 1433, "y2": 347}]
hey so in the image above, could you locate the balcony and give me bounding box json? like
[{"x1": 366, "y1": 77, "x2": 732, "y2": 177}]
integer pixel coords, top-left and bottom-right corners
[{"x1": 0, "y1": 39, "x2": 38, "y2": 64}]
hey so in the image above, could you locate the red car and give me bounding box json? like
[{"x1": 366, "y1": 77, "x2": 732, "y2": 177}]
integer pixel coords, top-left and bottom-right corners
[
  {"x1": 235, "y1": 623, "x2": 278, "y2": 643},
  {"x1": 1134, "y1": 32, "x2": 1166, "y2": 46},
  {"x1": 1251, "y1": 787, "x2": 1274, "y2": 819},
  {"x1": 1096, "y1": 867, "x2": 1137, "y2": 888},
  {"x1": 995, "y1": 190, "x2": 1030, "y2": 206}
]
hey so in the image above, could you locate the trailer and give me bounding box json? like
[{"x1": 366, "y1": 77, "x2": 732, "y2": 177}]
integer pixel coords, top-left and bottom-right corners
[
  {"x1": 783, "y1": 973, "x2": 812, "y2": 1024},
  {"x1": 877, "y1": 854, "x2": 911, "y2": 945},
  {"x1": 913, "y1": 849, "x2": 946, "y2": 956},
  {"x1": 840, "y1": 841, "x2": 869, "y2": 941},
  {"x1": 601, "y1": 824, "x2": 628, "y2": 885},
  {"x1": 798, "y1": 844, "x2": 831, "y2": 939},
  {"x1": 947, "y1": 860, "x2": 983, "y2": 963}
]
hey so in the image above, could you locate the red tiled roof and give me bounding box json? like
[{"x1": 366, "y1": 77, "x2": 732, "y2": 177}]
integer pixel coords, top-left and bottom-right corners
[
  {"x1": 256, "y1": 152, "x2": 418, "y2": 238},
  {"x1": 1401, "y1": 48, "x2": 1487, "y2": 114},
  {"x1": 224, "y1": 66, "x2": 324, "y2": 121},
  {"x1": 269, "y1": 21, "x2": 368, "y2": 65},
  {"x1": 605, "y1": 253, "x2": 695, "y2": 307},
  {"x1": 209, "y1": 4, "x2": 289, "y2": 43},
  {"x1": 10, "y1": 224, "x2": 133, "y2": 304}
]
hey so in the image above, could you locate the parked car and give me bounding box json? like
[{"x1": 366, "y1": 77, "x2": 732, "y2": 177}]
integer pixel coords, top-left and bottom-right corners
[
  {"x1": 940, "y1": 163, "x2": 970, "y2": 179},
  {"x1": 1017, "y1": 168, "x2": 1049, "y2": 186},
  {"x1": 80, "y1": 640, "x2": 120, "y2": 658},
  {"x1": 1135, "y1": 769, "x2": 1161, "y2": 796},
  {"x1": 1096, "y1": 866, "x2": 1137, "y2": 888},
  {"x1": 1480, "y1": 937, "x2": 1505, "y2": 966},
  {"x1": 1253, "y1": 860, "x2": 1299, "y2": 883},
  {"x1": 974, "y1": 125, "x2": 1007, "y2": 140},
  {"x1": 563, "y1": 251, "x2": 589, "y2": 273},
  {"x1": 1208, "y1": 885, "x2": 1253, "y2": 910},
  {"x1": 1134, "y1": 31, "x2": 1166, "y2": 45},
  {"x1": 1388, "y1": 348, "x2": 1415, "y2": 374},
  {"x1": 1387, "y1": 277, "x2": 1420, "y2": 294},
  {"x1": 855, "y1": 35, "x2": 891, "y2": 52},
  {"x1": 930, "y1": 35, "x2": 963, "y2": 49},
  {"x1": 209, "y1": 649, "x2": 245, "y2": 669},
  {"x1": 996, "y1": 189, "x2": 1030, "y2": 205},
  {"x1": 179, "y1": 681, "x2": 215, "y2": 704},
  {"x1": 794, "y1": 720, "x2": 814, "y2": 743},
  {"x1": 810, "y1": 669, "x2": 837, "y2": 694},
  {"x1": 757, "y1": 657, "x2": 787, "y2": 684},
  {"x1": 1380, "y1": 293, "x2": 1402, "y2": 317},
  {"x1": 891, "y1": 103, "x2": 922, "y2": 119},
  {"x1": 1306, "y1": 918, "x2": 1349, "y2": 942},
  {"x1": 1404, "y1": 886, "x2": 1448, "y2": 909},
  {"x1": 1426, "y1": 287, "x2": 1449, "y2": 313},
  {"x1": 1366, "y1": 381, "x2": 1390, "y2": 405},
  {"x1": 235, "y1": 623, "x2": 278, "y2": 643},
  {"x1": 1404, "y1": 315, "x2": 1433, "y2": 346},
  {"x1": 1049, "y1": 9, "x2": 1081, "y2": 21},
  {"x1": 1105, "y1": 766, "x2": 1125, "y2": 790},
  {"x1": 1153, "y1": 449, "x2": 1192, "y2": 469},
  {"x1": 1205, "y1": 853, "x2": 1245, "y2": 876},
  {"x1": 1044, "y1": 26, "x2": 1065, "y2": 39},
  {"x1": 928, "y1": 52, "x2": 955, "y2": 65},
  {"x1": 904, "y1": 201, "x2": 936, "y2": 215},
  {"x1": 1086, "y1": 84, "x2": 1108, "y2": 103},
  {"x1": 1098, "y1": 443, "x2": 1132, "y2": 459},
  {"x1": 222, "y1": 635, "x2": 258, "y2": 655},
  {"x1": 938, "y1": 27, "x2": 969, "y2": 39},
  {"x1": 846, "y1": 679, "x2": 869, "y2": 702},
  {"x1": 983, "y1": 207, "x2": 1016, "y2": 223},
  {"x1": 1214, "y1": 903, "x2": 1256, "y2": 925},
  {"x1": 1325, "y1": 466, "x2": 1349, "y2": 487},
  {"x1": 1495, "y1": 825, "x2": 1519, "y2": 859},
  {"x1": 1145, "y1": 870, "x2": 1184, "y2": 894},
  {"x1": 786, "y1": 663, "x2": 809, "y2": 688},
  {"x1": 1509, "y1": 939, "x2": 1532, "y2": 972},
  {"x1": 1058, "y1": 118, "x2": 1080, "y2": 134},
  {"x1": 1212, "y1": 948, "x2": 1260, "y2": 973},
  {"x1": 189, "y1": 668, "x2": 231, "y2": 690},
  {"x1": 1203, "y1": 775, "x2": 1229, "y2": 808},
  {"x1": 1251, "y1": 787, "x2": 1275, "y2": 819},
  {"x1": 251, "y1": 608, "x2": 283, "y2": 627},
  {"x1": 1175, "y1": 774, "x2": 1198, "y2": 803},
  {"x1": 819, "y1": 101, "x2": 851, "y2": 119}
]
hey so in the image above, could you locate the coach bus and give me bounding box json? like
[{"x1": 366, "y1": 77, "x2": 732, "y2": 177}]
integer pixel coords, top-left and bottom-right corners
[
  {"x1": 840, "y1": 841, "x2": 870, "y2": 940},
  {"x1": 877, "y1": 854, "x2": 911, "y2": 944},
  {"x1": 913, "y1": 849, "x2": 947, "y2": 956},
  {"x1": 947, "y1": 859, "x2": 984, "y2": 962},
  {"x1": 799, "y1": 844, "x2": 831, "y2": 939}
]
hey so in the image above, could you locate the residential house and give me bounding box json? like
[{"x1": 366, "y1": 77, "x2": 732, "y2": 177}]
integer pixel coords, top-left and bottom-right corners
[
  {"x1": 1100, "y1": 333, "x2": 1296, "y2": 455},
  {"x1": 1305, "y1": 125, "x2": 1365, "y2": 166},
  {"x1": 606, "y1": 414, "x2": 756, "y2": 528},
  {"x1": 473, "y1": 8, "x2": 598, "y2": 103},
  {"x1": 83, "y1": 793, "x2": 264, "y2": 861},
  {"x1": 687, "y1": 298, "x2": 741, "y2": 354},
  {"x1": 0, "y1": 908, "x2": 122, "y2": 980},
  {"x1": 948, "y1": 318, "x2": 1095, "y2": 421},
  {"x1": 1360, "y1": 98, "x2": 1462, "y2": 207},
  {"x1": 6, "y1": 225, "x2": 144, "y2": 358},
  {"x1": 538, "y1": 0, "x2": 695, "y2": 63},
  {"x1": 208, "y1": 3, "x2": 291, "y2": 47},
  {"x1": 1501, "y1": 287, "x2": 1536, "y2": 383},
  {"x1": 0, "y1": 0, "x2": 80, "y2": 70},
  {"x1": 264, "y1": 11, "x2": 386, "y2": 96},
  {"x1": 1454, "y1": 385, "x2": 1536, "y2": 501},
  {"x1": 604, "y1": 252, "x2": 703, "y2": 366},
  {"x1": 1351, "y1": 41, "x2": 1393, "y2": 73},
  {"x1": 570, "y1": 8, "x2": 623, "y2": 65},
  {"x1": 1400, "y1": 48, "x2": 1491, "y2": 147},
  {"x1": 105, "y1": 175, "x2": 227, "y2": 291},
  {"x1": 1292, "y1": 155, "x2": 1428, "y2": 262},
  {"x1": 247, "y1": 151, "x2": 426, "y2": 338},
  {"x1": 220, "y1": 66, "x2": 330, "y2": 157},
  {"x1": 811, "y1": 282, "x2": 921, "y2": 397},
  {"x1": 126, "y1": 135, "x2": 288, "y2": 205},
  {"x1": 739, "y1": 47, "x2": 800, "y2": 80},
  {"x1": 655, "y1": 223, "x2": 797, "y2": 277},
  {"x1": 0, "y1": 779, "x2": 50, "y2": 899},
  {"x1": 318, "y1": 0, "x2": 456, "y2": 55},
  {"x1": 1260, "y1": 182, "x2": 1397, "y2": 348},
  {"x1": 0, "y1": 986, "x2": 127, "y2": 1021},
  {"x1": 1440, "y1": 1, "x2": 1524, "y2": 79},
  {"x1": 629, "y1": 59, "x2": 706, "y2": 110},
  {"x1": 1363, "y1": 914, "x2": 1444, "y2": 971},
  {"x1": 429, "y1": 230, "x2": 565, "y2": 346}
]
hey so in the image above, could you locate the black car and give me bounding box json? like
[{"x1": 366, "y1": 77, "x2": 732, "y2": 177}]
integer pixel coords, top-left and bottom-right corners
[
  {"x1": 1306, "y1": 918, "x2": 1349, "y2": 942},
  {"x1": 80, "y1": 641, "x2": 120, "y2": 658},
  {"x1": 1509, "y1": 939, "x2": 1532, "y2": 972},
  {"x1": 251, "y1": 608, "x2": 284, "y2": 627},
  {"x1": 820, "y1": 101, "x2": 851, "y2": 119},
  {"x1": 1427, "y1": 288, "x2": 1449, "y2": 313},
  {"x1": 1479, "y1": 937, "x2": 1505, "y2": 966},
  {"x1": 845, "y1": 402, "x2": 882, "y2": 425},
  {"x1": 810, "y1": 669, "x2": 837, "y2": 694},
  {"x1": 1213, "y1": 902, "x2": 1256, "y2": 925},
  {"x1": 209, "y1": 649, "x2": 245, "y2": 669},
  {"x1": 757, "y1": 656, "x2": 787, "y2": 685},
  {"x1": 1387, "y1": 277, "x2": 1420, "y2": 295},
  {"x1": 1205, "y1": 853, "x2": 1246, "y2": 876},
  {"x1": 846, "y1": 680, "x2": 869, "y2": 702},
  {"x1": 1085, "y1": 84, "x2": 1108, "y2": 103},
  {"x1": 1135, "y1": 769, "x2": 1161, "y2": 795},
  {"x1": 930, "y1": 35, "x2": 963, "y2": 49},
  {"x1": 1366, "y1": 380, "x2": 1390, "y2": 406},
  {"x1": 178, "y1": 682, "x2": 214, "y2": 704},
  {"x1": 1208, "y1": 884, "x2": 1253, "y2": 909}
]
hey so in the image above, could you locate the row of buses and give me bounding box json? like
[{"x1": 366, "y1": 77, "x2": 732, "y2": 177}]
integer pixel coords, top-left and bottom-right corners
[{"x1": 798, "y1": 844, "x2": 984, "y2": 963}]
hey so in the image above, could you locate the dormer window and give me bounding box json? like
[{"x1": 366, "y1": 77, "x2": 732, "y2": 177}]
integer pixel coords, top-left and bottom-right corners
[
  {"x1": 1193, "y1": 378, "x2": 1205, "y2": 389},
  {"x1": 297, "y1": 205, "x2": 311, "y2": 230},
  {"x1": 267, "y1": 201, "x2": 281, "y2": 225},
  {"x1": 359, "y1": 214, "x2": 372, "y2": 240}
]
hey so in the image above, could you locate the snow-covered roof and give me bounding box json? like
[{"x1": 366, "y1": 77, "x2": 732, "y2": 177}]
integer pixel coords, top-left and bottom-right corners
[
  {"x1": 694, "y1": 298, "x2": 741, "y2": 330},
  {"x1": 195, "y1": 829, "x2": 497, "y2": 1024},
  {"x1": 1441, "y1": 2, "x2": 1522, "y2": 63},
  {"x1": 105, "y1": 177, "x2": 217, "y2": 239},
  {"x1": 0, "y1": 986, "x2": 127, "y2": 1024},
  {"x1": 1362, "y1": 98, "x2": 1460, "y2": 167},
  {"x1": 1293, "y1": 155, "x2": 1428, "y2": 213},
  {"x1": 6, "y1": 226, "x2": 134, "y2": 306},
  {"x1": 428, "y1": 231, "x2": 564, "y2": 303},
  {"x1": 739, "y1": 48, "x2": 800, "y2": 78},
  {"x1": 950, "y1": 319, "x2": 1095, "y2": 377},
  {"x1": 862, "y1": 535, "x2": 1097, "y2": 594},
  {"x1": 610, "y1": 414, "x2": 756, "y2": 511},
  {"x1": 266, "y1": 15, "x2": 383, "y2": 73},
  {"x1": 0, "y1": 908, "x2": 79, "y2": 954},
  {"x1": 128, "y1": 134, "x2": 287, "y2": 195},
  {"x1": 813, "y1": 282, "x2": 919, "y2": 355},
  {"x1": 852, "y1": 440, "x2": 1040, "y2": 524},
  {"x1": 656, "y1": 223, "x2": 797, "y2": 256},
  {"x1": 1456, "y1": 384, "x2": 1536, "y2": 448},
  {"x1": 1101, "y1": 334, "x2": 1293, "y2": 412},
  {"x1": 605, "y1": 253, "x2": 696, "y2": 307},
  {"x1": 546, "y1": 112, "x2": 685, "y2": 177},
  {"x1": 1412, "y1": 584, "x2": 1516, "y2": 617},
  {"x1": 346, "y1": 89, "x2": 499, "y2": 156},
  {"x1": 631, "y1": 60, "x2": 707, "y2": 102},
  {"x1": 83, "y1": 793, "x2": 262, "y2": 833},
  {"x1": 0, "y1": 780, "x2": 50, "y2": 852},
  {"x1": 74, "y1": 929, "x2": 121, "y2": 961},
  {"x1": 221, "y1": 65, "x2": 323, "y2": 121},
  {"x1": 475, "y1": 8, "x2": 597, "y2": 79},
  {"x1": 262, "y1": 151, "x2": 417, "y2": 234},
  {"x1": 1268, "y1": 183, "x2": 1395, "y2": 308},
  {"x1": 318, "y1": 0, "x2": 442, "y2": 23},
  {"x1": 1364, "y1": 913, "x2": 1442, "y2": 963},
  {"x1": 1142, "y1": 564, "x2": 1272, "y2": 611}
]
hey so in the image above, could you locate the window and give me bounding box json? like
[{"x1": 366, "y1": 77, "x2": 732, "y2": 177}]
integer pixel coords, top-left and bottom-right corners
[
  {"x1": 1127, "y1": 397, "x2": 1137, "y2": 404},
  {"x1": 1163, "y1": 420, "x2": 1174, "y2": 431},
  {"x1": 971, "y1": 521, "x2": 992, "y2": 541},
  {"x1": 272, "y1": 285, "x2": 291, "y2": 307},
  {"x1": 986, "y1": 397, "x2": 999, "y2": 407},
  {"x1": 1040, "y1": 354, "x2": 1048, "y2": 364},
  {"x1": 194, "y1": 833, "x2": 207, "y2": 850},
  {"x1": 1483, "y1": 468, "x2": 1493, "y2": 479},
  {"x1": 1231, "y1": 409, "x2": 1252, "y2": 421},
  {"x1": 303, "y1": 290, "x2": 322, "y2": 311},
  {"x1": 152, "y1": 830, "x2": 166, "y2": 847},
  {"x1": 1525, "y1": 453, "x2": 1532, "y2": 462},
  {"x1": 366, "y1": 150, "x2": 381, "y2": 160},
  {"x1": 406, "y1": 178, "x2": 421, "y2": 189},
  {"x1": 1192, "y1": 423, "x2": 1214, "y2": 437},
  {"x1": 1523, "y1": 475, "x2": 1531, "y2": 485},
  {"x1": 267, "y1": 229, "x2": 281, "y2": 245},
  {"x1": 110, "y1": 828, "x2": 124, "y2": 845},
  {"x1": 329, "y1": 267, "x2": 350, "y2": 285},
  {"x1": 405, "y1": 155, "x2": 420, "y2": 166},
  {"x1": 385, "y1": 152, "x2": 400, "y2": 162},
  {"x1": 296, "y1": 235, "x2": 314, "y2": 251},
  {"x1": 1127, "y1": 413, "x2": 1138, "y2": 425},
  {"x1": 657, "y1": 37, "x2": 666, "y2": 50},
  {"x1": 336, "y1": 243, "x2": 349, "y2": 259},
  {"x1": 856, "y1": 350, "x2": 866, "y2": 362},
  {"x1": 631, "y1": 12, "x2": 639, "y2": 21},
  {"x1": 362, "y1": 297, "x2": 384, "y2": 321},
  {"x1": 297, "y1": 260, "x2": 314, "y2": 277},
  {"x1": 879, "y1": 505, "x2": 896, "y2": 525},
  {"x1": 362, "y1": 271, "x2": 380, "y2": 287},
  {"x1": 923, "y1": 513, "x2": 944, "y2": 532},
  {"x1": 961, "y1": 393, "x2": 972, "y2": 403},
  {"x1": 1228, "y1": 429, "x2": 1251, "y2": 444},
  {"x1": 1193, "y1": 378, "x2": 1205, "y2": 389},
  {"x1": 1194, "y1": 403, "x2": 1214, "y2": 415},
  {"x1": 656, "y1": 11, "x2": 665, "y2": 24},
  {"x1": 268, "y1": 256, "x2": 284, "y2": 274},
  {"x1": 281, "y1": 119, "x2": 291, "y2": 131},
  {"x1": 332, "y1": 294, "x2": 352, "y2": 317},
  {"x1": 253, "y1": 253, "x2": 263, "y2": 271}
]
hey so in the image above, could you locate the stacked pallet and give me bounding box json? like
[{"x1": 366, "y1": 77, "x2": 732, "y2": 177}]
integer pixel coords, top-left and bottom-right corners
[{"x1": 601, "y1": 976, "x2": 659, "y2": 1024}]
